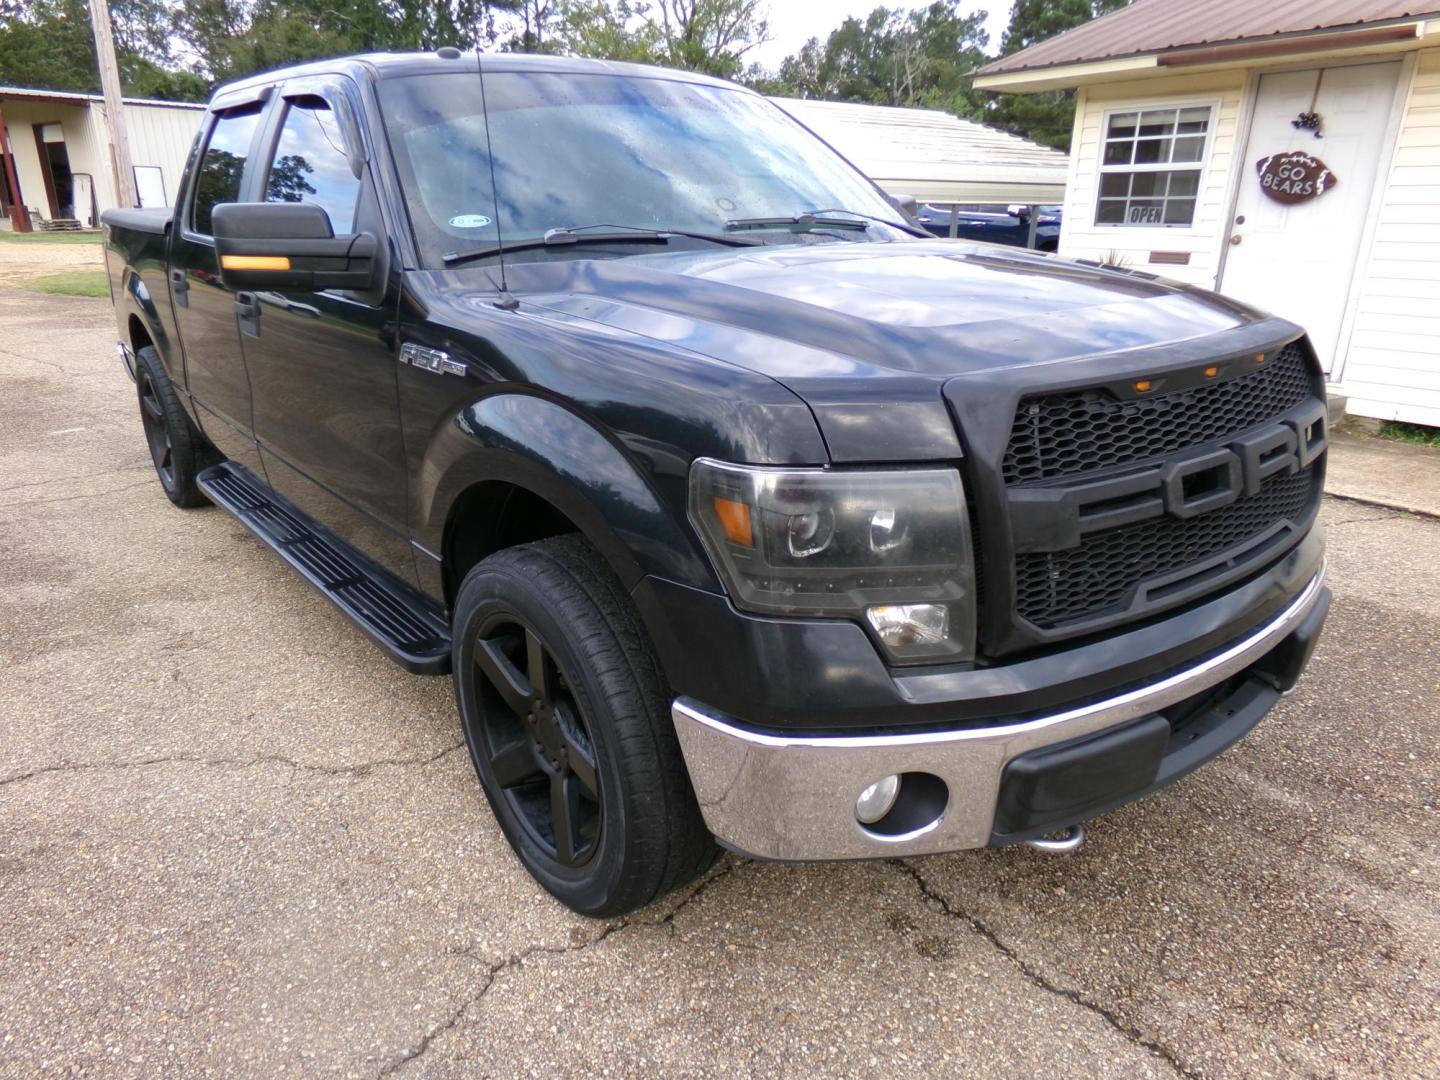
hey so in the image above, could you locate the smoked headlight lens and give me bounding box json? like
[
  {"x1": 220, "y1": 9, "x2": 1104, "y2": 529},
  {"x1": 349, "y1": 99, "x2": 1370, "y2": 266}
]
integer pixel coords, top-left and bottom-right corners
[{"x1": 688, "y1": 459, "x2": 975, "y2": 663}]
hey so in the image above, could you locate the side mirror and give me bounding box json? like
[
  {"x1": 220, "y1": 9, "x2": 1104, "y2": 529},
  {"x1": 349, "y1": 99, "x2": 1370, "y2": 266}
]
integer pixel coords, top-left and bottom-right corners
[
  {"x1": 1007, "y1": 204, "x2": 1031, "y2": 219},
  {"x1": 887, "y1": 192, "x2": 919, "y2": 218},
  {"x1": 212, "y1": 202, "x2": 378, "y2": 291}
]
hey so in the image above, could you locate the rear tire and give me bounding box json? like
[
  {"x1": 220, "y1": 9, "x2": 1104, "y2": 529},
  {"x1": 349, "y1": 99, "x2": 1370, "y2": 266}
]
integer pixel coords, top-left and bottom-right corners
[
  {"x1": 134, "y1": 345, "x2": 214, "y2": 508},
  {"x1": 453, "y1": 534, "x2": 716, "y2": 917}
]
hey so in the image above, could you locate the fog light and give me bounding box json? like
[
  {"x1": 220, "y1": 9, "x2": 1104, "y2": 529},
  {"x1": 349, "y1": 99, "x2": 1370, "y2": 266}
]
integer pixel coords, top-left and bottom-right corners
[
  {"x1": 866, "y1": 603, "x2": 948, "y2": 647},
  {"x1": 856, "y1": 774, "x2": 901, "y2": 824}
]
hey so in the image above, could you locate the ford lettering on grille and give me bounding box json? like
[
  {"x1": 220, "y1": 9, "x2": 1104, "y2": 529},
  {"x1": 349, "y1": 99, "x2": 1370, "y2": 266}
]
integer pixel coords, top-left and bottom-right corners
[{"x1": 1007, "y1": 399, "x2": 1327, "y2": 554}]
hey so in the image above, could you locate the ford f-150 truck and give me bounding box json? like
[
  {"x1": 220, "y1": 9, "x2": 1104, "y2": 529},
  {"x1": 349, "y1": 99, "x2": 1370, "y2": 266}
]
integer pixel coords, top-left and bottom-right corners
[{"x1": 102, "y1": 51, "x2": 1331, "y2": 917}]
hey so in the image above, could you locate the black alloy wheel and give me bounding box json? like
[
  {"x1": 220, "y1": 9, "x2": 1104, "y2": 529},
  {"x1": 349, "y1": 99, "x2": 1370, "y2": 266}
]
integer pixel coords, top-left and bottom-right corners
[
  {"x1": 138, "y1": 366, "x2": 176, "y2": 489},
  {"x1": 452, "y1": 535, "x2": 715, "y2": 917},
  {"x1": 132, "y1": 345, "x2": 214, "y2": 508},
  {"x1": 470, "y1": 615, "x2": 602, "y2": 867}
]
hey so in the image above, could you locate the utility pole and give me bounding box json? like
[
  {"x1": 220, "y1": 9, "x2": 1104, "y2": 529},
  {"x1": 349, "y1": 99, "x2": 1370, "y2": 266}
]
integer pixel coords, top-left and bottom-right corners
[{"x1": 87, "y1": 0, "x2": 137, "y2": 209}]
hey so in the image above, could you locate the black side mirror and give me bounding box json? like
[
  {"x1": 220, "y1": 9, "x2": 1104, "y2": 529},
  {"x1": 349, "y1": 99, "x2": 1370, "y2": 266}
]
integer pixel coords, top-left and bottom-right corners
[{"x1": 212, "y1": 202, "x2": 378, "y2": 291}]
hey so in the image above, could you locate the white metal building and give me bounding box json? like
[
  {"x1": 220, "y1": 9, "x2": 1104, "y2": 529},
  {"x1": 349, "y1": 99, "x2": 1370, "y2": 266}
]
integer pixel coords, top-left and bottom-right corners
[
  {"x1": 771, "y1": 96, "x2": 1070, "y2": 206},
  {"x1": 975, "y1": 1, "x2": 1440, "y2": 427},
  {"x1": 0, "y1": 86, "x2": 203, "y2": 229}
]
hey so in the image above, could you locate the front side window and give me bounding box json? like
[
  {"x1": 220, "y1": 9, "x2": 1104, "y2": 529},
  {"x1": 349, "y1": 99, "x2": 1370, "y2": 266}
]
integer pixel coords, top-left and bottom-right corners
[
  {"x1": 264, "y1": 98, "x2": 362, "y2": 234},
  {"x1": 191, "y1": 104, "x2": 262, "y2": 235},
  {"x1": 376, "y1": 71, "x2": 910, "y2": 266},
  {"x1": 1096, "y1": 105, "x2": 1212, "y2": 227}
]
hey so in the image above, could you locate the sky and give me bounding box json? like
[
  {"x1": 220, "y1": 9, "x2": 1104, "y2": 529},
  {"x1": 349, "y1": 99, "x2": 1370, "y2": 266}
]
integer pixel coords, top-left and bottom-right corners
[{"x1": 749, "y1": 0, "x2": 1008, "y2": 73}]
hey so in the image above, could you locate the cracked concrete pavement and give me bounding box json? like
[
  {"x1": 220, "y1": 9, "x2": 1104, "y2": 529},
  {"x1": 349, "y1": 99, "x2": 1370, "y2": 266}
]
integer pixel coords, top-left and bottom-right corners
[{"x1": 1, "y1": 287, "x2": 1437, "y2": 1077}]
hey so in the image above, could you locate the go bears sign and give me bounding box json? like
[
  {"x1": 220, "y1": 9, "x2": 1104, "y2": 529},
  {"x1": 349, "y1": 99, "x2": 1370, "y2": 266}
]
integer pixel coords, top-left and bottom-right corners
[{"x1": 1255, "y1": 151, "x2": 1337, "y2": 205}]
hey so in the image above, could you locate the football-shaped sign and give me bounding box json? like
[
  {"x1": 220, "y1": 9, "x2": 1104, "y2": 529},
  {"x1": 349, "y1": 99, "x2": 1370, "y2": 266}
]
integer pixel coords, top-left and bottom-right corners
[{"x1": 1256, "y1": 151, "x2": 1337, "y2": 204}]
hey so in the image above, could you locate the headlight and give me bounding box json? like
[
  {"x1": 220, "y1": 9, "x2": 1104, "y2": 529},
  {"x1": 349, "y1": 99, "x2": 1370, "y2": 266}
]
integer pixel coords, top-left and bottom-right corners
[{"x1": 687, "y1": 459, "x2": 975, "y2": 664}]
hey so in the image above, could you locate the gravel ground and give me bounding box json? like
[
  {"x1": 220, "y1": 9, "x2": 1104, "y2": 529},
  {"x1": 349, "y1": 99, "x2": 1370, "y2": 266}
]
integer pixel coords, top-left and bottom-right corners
[{"x1": 0, "y1": 289, "x2": 1436, "y2": 1078}]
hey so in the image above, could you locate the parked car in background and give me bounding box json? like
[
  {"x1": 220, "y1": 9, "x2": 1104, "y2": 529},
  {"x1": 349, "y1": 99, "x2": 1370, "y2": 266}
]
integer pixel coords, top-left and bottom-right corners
[{"x1": 916, "y1": 202, "x2": 1062, "y2": 250}]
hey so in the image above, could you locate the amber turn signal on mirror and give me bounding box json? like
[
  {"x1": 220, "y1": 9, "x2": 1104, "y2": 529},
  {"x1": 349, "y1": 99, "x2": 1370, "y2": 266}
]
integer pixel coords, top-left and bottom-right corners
[{"x1": 219, "y1": 255, "x2": 292, "y2": 271}]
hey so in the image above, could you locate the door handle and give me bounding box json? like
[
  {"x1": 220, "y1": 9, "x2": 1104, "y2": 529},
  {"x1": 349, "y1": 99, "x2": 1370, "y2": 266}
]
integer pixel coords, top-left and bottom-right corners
[
  {"x1": 234, "y1": 291, "x2": 261, "y2": 338},
  {"x1": 1229, "y1": 234, "x2": 1243, "y2": 246},
  {"x1": 169, "y1": 268, "x2": 189, "y2": 307}
]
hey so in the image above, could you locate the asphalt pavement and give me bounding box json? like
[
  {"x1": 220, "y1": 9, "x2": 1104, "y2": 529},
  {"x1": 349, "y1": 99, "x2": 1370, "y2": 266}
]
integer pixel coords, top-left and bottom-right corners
[{"x1": 0, "y1": 288, "x2": 1436, "y2": 1078}]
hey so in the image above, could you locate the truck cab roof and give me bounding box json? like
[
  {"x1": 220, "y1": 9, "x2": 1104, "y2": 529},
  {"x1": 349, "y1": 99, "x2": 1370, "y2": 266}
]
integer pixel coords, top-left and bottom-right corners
[{"x1": 209, "y1": 49, "x2": 747, "y2": 103}]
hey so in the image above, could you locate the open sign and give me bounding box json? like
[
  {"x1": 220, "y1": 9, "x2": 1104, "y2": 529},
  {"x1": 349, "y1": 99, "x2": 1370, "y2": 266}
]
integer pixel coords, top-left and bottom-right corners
[{"x1": 1256, "y1": 151, "x2": 1337, "y2": 204}]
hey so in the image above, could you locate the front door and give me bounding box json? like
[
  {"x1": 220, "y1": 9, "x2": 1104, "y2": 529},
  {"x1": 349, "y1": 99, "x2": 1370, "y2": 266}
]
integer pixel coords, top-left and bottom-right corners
[
  {"x1": 240, "y1": 85, "x2": 415, "y2": 584},
  {"x1": 1221, "y1": 62, "x2": 1400, "y2": 372},
  {"x1": 171, "y1": 101, "x2": 268, "y2": 477}
]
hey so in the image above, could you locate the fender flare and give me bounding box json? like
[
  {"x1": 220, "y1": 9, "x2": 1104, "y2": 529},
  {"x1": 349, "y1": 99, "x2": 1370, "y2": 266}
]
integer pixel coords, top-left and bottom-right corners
[
  {"x1": 417, "y1": 392, "x2": 717, "y2": 595},
  {"x1": 120, "y1": 267, "x2": 176, "y2": 374}
]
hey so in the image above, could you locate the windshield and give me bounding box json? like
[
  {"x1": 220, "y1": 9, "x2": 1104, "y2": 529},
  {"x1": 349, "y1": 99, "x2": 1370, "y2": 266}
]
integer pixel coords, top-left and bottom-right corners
[{"x1": 376, "y1": 70, "x2": 911, "y2": 266}]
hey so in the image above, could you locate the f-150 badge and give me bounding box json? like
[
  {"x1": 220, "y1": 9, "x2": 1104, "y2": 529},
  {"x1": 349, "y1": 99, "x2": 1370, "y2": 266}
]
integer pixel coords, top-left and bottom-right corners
[{"x1": 400, "y1": 343, "x2": 467, "y2": 377}]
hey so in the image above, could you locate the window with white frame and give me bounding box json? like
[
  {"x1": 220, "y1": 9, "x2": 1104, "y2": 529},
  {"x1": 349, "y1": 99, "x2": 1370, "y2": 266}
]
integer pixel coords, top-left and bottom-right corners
[{"x1": 1096, "y1": 105, "x2": 1212, "y2": 227}]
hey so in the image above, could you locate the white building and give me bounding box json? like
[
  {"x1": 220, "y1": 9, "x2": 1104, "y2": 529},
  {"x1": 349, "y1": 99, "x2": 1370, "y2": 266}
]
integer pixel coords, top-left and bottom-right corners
[
  {"x1": 773, "y1": 96, "x2": 1069, "y2": 208},
  {"x1": 975, "y1": 1, "x2": 1440, "y2": 427},
  {"x1": 0, "y1": 86, "x2": 204, "y2": 229}
]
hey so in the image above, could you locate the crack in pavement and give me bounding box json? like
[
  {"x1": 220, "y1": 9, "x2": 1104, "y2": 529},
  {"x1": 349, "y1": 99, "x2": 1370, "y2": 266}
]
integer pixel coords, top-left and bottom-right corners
[
  {"x1": 374, "y1": 860, "x2": 739, "y2": 1077},
  {"x1": 890, "y1": 859, "x2": 1200, "y2": 1080},
  {"x1": 0, "y1": 742, "x2": 467, "y2": 790},
  {"x1": 1324, "y1": 513, "x2": 1402, "y2": 528},
  {"x1": 1325, "y1": 492, "x2": 1436, "y2": 522},
  {"x1": 0, "y1": 479, "x2": 153, "y2": 512},
  {"x1": 0, "y1": 462, "x2": 148, "y2": 496}
]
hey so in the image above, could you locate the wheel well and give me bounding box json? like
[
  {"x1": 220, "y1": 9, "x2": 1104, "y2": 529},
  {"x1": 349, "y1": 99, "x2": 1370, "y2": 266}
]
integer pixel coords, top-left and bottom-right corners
[
  {"x1": 128, "y1": 314, "x2": 153, "y2": 353},
  {"x1": 444, "y1": 482, "x2": 581, "y2": 606}
]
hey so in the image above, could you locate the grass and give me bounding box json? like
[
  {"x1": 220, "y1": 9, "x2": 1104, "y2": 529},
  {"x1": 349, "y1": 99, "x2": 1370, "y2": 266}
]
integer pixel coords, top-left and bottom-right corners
[
  {"x1": 19, "y1": 270, "x2": 110, "y2": 298},
  {"x1": 0, "y1": 229, "x2": 101, "y2": 245},
  {"x1": 1379, "y1": 420, "x2": 1440, "y2": 449}
]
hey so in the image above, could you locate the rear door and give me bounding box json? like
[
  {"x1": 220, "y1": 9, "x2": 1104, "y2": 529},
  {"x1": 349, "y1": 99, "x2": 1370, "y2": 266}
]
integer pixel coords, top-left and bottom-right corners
[
  {"x1": 170, "y1": 95, "x2": 270, "y2": 476},
  {"x1": 238, "y1": 78, "x2": 416, "y2": 584}
]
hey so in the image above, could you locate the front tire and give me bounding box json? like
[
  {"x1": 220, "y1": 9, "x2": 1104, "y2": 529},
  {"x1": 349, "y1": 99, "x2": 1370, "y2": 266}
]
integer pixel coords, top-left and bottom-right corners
[
  {"x1": 134, "y1": 345, "x2": 213, "y2": 508},
  {"x1": 453, "y1": 535, "x2": 715, "y2": 917}
]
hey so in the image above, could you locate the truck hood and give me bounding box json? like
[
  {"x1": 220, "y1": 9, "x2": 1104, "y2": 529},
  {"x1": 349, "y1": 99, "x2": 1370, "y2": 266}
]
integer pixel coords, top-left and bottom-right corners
[{"x1": 483, "y1": 239, "x2": 1280, "y2": 461}]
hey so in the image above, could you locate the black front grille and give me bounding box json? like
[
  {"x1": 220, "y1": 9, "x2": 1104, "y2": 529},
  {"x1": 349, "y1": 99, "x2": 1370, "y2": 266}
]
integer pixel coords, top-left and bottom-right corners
[
  {"x1": 1014, "y1": 466, "x2": 1316, "y2": 627},
  {"x1": 1003, "y1": 342, "x2": 1313, "y2": 486}
]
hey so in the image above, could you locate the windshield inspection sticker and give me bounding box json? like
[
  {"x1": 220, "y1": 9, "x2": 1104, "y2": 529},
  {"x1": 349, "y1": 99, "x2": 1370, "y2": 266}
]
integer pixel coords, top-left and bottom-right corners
[{"x1": 449, "y1": 214, "x2": 492, "y2": 228}]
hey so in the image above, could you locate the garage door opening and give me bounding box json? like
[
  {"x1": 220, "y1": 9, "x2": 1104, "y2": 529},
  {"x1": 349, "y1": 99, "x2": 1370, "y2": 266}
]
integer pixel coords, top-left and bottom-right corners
[{"x1": 35, "y1": 122, "x2": 74, "y2": 220}]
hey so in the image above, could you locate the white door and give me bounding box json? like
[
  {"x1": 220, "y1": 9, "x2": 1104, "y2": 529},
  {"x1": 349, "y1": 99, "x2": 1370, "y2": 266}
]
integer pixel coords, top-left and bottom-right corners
[{"x1": 1221, "y1": 62, "x2": 1400, "y2": 372}]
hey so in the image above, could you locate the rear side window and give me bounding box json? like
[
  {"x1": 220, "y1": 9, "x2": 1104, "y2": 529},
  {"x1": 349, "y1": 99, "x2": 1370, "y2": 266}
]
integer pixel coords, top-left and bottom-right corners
[
  {"x1": 191, "y1": 105, "x2": 262, "y2": 235},
  {"x1": 264, "y1": 99, "x2": 362, "y2": 234}
]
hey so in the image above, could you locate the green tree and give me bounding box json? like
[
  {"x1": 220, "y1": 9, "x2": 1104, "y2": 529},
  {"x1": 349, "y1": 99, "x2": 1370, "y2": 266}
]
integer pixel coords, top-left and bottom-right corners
[
  {"x1": 547, "y1": 0, "x2": 766, "y2": 78},
  {"x1": 764, "y1": 2, "x2": 990, "y2": 120},
  {"x1": 0, "y1": 0, "x2": 208, "y2": 99},
  {"x1": 986, "y1": 0, "x2": 1130, "y2": 149},
  {"x1": 553, "y1": 1, "x2": 659, "y2": 64},
  {"x1": 178, "y1": 0, "x2": 522, "y2": 83},
  {"x1": 653, "y1": 0, "x2": 767, "y2": 78}
]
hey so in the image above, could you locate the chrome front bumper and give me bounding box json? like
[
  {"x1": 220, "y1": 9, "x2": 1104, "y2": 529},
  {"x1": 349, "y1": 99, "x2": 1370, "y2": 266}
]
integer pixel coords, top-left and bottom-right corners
[{"x1": 671, "y1": 569, "x2": 1327, "y2": 861}]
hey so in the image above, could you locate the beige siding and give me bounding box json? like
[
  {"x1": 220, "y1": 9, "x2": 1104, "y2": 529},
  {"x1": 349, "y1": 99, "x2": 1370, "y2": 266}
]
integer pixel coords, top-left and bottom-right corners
[
  {"x1": 122, "y1": 102, "x2": 203, "y2": 209},
  {"x1": 1058, "y1": 71, "x2": 1248, "y2": 288},
  {"x1": 1, "y1": 96, "x2": 200, "y2": 225},
  {"x1": 0, "y1": 100, "x2": 102, "y2": 223},
  {"x1": 1340, "y1": 48, "x2": 1440, "y2": 426}
]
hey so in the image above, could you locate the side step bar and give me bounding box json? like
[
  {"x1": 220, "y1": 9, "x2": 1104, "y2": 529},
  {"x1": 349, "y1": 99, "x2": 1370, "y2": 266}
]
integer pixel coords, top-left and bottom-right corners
[{"x1": 197, "y1": 462, "x2": 452, "y2": 675}]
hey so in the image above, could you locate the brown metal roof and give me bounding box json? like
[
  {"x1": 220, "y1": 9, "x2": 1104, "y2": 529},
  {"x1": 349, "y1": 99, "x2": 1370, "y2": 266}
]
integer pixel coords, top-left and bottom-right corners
[{"x1": 977, "y1": 0, "x2": 1440, "y2": 77}]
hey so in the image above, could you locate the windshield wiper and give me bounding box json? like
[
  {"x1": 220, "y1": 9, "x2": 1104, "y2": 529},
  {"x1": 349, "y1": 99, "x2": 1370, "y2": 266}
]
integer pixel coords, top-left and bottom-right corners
[
  {"x1": 724, "y1": 213, "x2": 870, "y2": 233},
  {"x1": 443, "y1": 223, "x2": 761, "y2": 266},
  {"x1": 725, "y1": 208, "x2": 929, "y2": 238}
]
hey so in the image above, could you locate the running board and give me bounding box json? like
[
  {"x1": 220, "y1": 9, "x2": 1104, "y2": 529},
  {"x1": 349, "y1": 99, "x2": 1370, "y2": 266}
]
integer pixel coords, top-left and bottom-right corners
[{"x1": 197, "y1": 462, "x2": 452, "y2": 675}]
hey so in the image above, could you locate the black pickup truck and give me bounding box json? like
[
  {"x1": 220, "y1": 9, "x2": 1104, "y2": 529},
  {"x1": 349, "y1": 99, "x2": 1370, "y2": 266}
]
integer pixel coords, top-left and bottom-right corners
[{"x1": 102, "y1": 51, "x2": 1331, "y2": 917}]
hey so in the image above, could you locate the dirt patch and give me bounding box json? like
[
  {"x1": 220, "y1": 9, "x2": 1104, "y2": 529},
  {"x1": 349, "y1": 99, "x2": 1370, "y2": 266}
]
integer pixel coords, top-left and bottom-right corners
[{"x1": 0, "y1": 238, "x2": 104, "y2": 280}]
